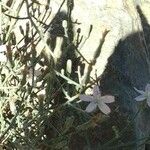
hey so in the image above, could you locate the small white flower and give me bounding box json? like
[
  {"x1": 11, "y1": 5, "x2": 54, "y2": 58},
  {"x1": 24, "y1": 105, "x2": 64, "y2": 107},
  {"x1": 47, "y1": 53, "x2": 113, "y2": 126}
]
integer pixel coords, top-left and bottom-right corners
[
  {"x1": 0, "y1": 45, "x2": 7, "y2": 53},
  {"x1": 80, "y1": 85, "x2": 115, "y2": 114},
  {"x1": 134, "y1": 83, "x2": 150, "y2": 107},
  {"x1": 0, "y1": 45, "x2": 7, "y2": 62}
]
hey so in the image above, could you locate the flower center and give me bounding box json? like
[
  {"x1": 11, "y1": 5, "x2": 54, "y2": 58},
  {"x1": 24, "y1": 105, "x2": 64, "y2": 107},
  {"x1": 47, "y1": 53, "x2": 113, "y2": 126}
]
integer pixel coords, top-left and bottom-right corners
[{"x1": 94, "y1": 95, "x2": 101, "y2": 103}]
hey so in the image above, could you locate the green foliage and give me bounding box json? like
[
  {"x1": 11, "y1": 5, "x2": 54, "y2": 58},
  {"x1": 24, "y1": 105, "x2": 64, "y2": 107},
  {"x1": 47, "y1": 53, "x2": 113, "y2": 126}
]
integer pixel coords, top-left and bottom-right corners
[{"x1": 0, "y1": 0, "x2": 105, "y2": 149}]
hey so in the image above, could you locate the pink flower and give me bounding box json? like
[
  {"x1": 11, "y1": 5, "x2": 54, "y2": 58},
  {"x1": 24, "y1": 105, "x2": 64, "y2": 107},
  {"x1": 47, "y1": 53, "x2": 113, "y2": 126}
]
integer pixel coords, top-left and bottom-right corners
[
  {"x1": 80, "y1": 85, "x2": 115, "y2": 114},
  {"x1": 134, "y1": 83, "x2": 150, "y2": 107}
]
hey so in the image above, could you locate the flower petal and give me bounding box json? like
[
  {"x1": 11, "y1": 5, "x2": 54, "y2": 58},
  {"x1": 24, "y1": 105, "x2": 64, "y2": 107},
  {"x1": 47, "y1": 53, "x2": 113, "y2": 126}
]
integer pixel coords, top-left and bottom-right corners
[
  {"x1": 85, "y1": 102, "x2": 97, "y2": 113},
  {"x1": 145, "y1": 84, "x2": 150, "y2": 92},
  {"x1": 135, "y1": 95, "x2": 145, "y2": 101},
  {"x1": 147, "y1": 97, "x2": 150, "y2": 107},
  {"x1": 80, "y1": 94, "x2": 93, "y2": 102},
  {"x1": 134, "y1": 87, "x2": 145, "y2": 95},
  {"x1": 100, "y1": 95, "x2": 115, "y2": 103},
  {"x1": 97, "y1": 102, "x2": 111, "y2": 115},
  {"x1": 93, "y1": 85, "x2": 101, "y2": 96}
]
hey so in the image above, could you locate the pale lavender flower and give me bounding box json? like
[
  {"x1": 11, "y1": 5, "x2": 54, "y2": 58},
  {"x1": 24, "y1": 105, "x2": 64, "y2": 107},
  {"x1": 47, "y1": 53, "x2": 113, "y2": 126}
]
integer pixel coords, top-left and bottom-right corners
[
  {"x1": 80, "y1": 85, "x2": 115, "y2": 114},
  {"x1": 134, "y1": 84, "x2": 150, "y2": 107}
]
